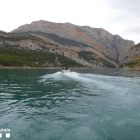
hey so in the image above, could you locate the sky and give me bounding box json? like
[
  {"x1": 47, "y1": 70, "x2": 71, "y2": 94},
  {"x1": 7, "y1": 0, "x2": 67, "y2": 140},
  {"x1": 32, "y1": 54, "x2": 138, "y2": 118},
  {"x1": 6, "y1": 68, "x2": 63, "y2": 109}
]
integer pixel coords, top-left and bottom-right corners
[{"x1": 0, "y1": 0, "x2": 139, "y2": 44}]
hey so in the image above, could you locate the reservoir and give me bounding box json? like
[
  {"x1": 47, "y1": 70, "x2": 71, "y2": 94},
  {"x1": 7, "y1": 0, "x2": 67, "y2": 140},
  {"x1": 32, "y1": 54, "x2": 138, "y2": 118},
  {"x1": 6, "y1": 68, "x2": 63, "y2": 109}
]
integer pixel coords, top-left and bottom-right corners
[{"x1": 0, "y1": 69, "x2": 140, "y2": 140}]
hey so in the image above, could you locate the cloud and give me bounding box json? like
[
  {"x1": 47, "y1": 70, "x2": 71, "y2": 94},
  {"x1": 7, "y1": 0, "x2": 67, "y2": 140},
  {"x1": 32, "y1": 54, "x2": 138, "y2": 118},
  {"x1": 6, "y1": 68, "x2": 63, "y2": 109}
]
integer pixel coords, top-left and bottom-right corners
[
  {"x1": 0, "y1": 0, "x2": 139, "y2": 44},
  {"x1": 107, "y1": 0, "x2": 140, "y2": 11},
  {"x1": 103, "y1": 0, "x2": 140, "y2": 44},
  {"x1": 124, "y1": 27, "x2": 140, "y2": 34}
]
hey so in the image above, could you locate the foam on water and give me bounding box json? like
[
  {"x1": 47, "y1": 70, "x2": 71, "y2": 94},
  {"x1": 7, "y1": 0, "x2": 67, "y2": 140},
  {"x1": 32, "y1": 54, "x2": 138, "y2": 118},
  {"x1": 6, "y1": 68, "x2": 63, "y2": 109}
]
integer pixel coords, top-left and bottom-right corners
[{"x1": 40, "y1": 71, "x2": 132, "y2": 95}]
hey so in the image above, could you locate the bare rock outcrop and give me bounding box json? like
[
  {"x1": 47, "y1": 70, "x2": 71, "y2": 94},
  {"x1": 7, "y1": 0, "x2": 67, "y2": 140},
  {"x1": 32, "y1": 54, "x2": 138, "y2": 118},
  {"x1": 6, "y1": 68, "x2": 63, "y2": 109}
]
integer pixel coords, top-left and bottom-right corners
[
  {"x1": 120, "y1": 43, "x2": 140, "y2": 66},
  {"x1": 0, "y1": 20, "x2": 135, "y2": 68},
  {"x1": 0, "y1": 41, "x2": 3, "y2": 47},
  {"x1": 12, "y1": 20, "x2": 135, "y2": 63}
]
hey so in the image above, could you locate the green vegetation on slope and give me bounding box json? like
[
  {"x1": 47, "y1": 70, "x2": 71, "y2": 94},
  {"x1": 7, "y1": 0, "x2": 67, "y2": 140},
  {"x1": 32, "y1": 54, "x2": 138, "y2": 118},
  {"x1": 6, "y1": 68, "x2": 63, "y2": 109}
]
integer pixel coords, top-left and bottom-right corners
[
  {"x1": 125, "y1": 56, "x2": 140, "y2": 68},
  {"x1": 125, "y1": 62, "x2": 138, "y2": 68},
  {"x1": 0, "y1": 48, "x2": 84, "y2": 68}
]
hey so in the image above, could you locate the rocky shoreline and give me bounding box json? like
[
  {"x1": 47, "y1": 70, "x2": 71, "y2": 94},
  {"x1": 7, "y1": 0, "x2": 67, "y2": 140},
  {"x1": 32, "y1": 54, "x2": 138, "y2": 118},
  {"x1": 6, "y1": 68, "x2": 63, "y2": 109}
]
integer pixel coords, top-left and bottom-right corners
[
  {"x1": 124, "y1": 66, "x2": 140, "y2": 71},
  {"x1": 1, "y1": 66, "x2": 140, "y2": 71},
  {"x1": 0, "y1": 66, "x2": 87, "y2": 69}
]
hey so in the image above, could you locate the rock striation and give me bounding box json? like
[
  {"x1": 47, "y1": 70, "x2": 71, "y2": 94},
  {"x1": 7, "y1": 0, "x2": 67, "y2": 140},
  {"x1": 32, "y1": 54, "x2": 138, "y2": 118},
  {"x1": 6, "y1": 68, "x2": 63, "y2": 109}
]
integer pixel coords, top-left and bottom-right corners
[
  {"x1": 120, "y1": 43, "x2": 140, "y2": 67},
  {"x1": 1, "y1": 20, "x2": 135, "y2": 68},
  {"x1": 12, "y1": 20, "x2": 135, "y2": 60}
]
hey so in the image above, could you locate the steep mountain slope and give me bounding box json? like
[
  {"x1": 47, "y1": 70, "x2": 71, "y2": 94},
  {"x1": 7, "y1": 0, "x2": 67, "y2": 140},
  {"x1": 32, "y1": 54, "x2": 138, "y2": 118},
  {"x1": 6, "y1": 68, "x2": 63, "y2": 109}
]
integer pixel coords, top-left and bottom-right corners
[
  {"x1": 0, "y1": 31, "x2": 83, "y2": 67},
  {"x1": 120, "y1": 43, "x2": 140, "y2": 68},
  {"x1": 12, "y1": 20, "x2": 135, "y2": 66}
]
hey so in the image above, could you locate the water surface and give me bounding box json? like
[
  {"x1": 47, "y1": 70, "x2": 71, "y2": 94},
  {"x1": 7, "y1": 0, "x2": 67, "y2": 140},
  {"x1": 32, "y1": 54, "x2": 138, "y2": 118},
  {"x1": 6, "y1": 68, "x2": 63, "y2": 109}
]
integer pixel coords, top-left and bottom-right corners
[{"x1": 0, "y1": 68, "x2": 140, "y2": 140}]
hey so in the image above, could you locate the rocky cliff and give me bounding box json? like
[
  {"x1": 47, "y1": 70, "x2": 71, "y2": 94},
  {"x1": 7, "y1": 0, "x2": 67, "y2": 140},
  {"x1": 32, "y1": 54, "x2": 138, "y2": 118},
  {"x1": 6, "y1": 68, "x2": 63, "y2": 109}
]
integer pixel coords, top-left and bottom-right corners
[
  {"x1": 1, "y1": 20, "x2": 135, "y2": 68},
  {"x1": 0, "y1": 31, "x2": 93, "y2": 67},
  {"x1": 120, "y1": 43, "x2": 140, "y2": 67},
  {"x1": 0, "y1": 31, "x2": 83, "y2": 68}
]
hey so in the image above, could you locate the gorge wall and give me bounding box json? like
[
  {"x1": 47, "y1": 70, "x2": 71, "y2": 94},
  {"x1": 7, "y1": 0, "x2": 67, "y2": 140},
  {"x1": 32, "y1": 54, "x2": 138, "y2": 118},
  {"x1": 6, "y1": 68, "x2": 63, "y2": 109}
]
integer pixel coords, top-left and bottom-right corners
[
  {"x1": 0, "y1": 20, "x2": 135, "y2": 68},
  {"x1": 120, "y1": 43, "x2": 140, "y2": 67}
]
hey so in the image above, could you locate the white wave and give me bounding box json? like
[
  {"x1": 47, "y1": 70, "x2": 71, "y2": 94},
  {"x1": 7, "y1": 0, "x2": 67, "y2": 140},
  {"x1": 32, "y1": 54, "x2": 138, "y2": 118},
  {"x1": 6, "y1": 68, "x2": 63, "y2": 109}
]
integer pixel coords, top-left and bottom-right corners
[
  {"x1": 39, "y1": 71, "x2": 63, "y2": 82},
  {"x1": 59, "y1": 72, "x2": 120, "y2": 92},
  {"x1": 39, "y1": 71, "x2": 140, "y2": 94},
  {"x1": 81, "y1": 73, "x2": 140, "y2": 84}
]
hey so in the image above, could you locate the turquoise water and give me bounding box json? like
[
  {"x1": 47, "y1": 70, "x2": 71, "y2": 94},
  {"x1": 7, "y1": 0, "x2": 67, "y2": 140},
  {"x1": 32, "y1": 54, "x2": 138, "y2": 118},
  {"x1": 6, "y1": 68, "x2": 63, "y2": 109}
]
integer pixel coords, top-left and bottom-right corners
[{"x1": 0, "y1": 69, "x2": 140, "y2": 140}]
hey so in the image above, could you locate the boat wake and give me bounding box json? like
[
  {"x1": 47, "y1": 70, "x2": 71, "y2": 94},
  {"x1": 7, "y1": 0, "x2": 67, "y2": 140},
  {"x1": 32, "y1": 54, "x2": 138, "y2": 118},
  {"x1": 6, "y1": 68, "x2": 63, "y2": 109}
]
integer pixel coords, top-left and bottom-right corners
[{"x1": 39, "y1": 71, "x2": 140, "y2": 96}]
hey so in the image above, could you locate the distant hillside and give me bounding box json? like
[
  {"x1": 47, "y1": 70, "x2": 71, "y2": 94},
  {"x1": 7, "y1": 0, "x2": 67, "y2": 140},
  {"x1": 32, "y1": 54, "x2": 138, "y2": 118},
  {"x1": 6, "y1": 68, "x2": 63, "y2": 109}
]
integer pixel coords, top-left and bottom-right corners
[
  {"x1": 0, "y1": 31, "x2": 83, "y2": 68},
  {"x1": 120, "y1": 43, "x2": 140, "y2": 68},
  {"x1": 0, "y1": 48, "x2": 83, "y2": 68},
  {"x1": 11, "y1": 20, "x2": 135, "y2": 68},
  {"x1": 0, "y1": 30, "x2": 111, "y2": 68},
  {"x1": 0, "y1": 20, "x2": 135, "y2": 68}
]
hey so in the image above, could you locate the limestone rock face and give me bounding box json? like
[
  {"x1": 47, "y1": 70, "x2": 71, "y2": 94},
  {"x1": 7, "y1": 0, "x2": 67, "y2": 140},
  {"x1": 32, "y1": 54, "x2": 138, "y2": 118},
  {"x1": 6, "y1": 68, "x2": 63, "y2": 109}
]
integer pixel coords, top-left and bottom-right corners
[
  {"x1": 12, "y1": 20, "x2": 135, "y2": 62},
  {"x1": 0, "y1": 20, "x2": 135, "y2": 68},
  {"x1": 120, "y1": 43, "x2": 140, "y2": 66},
  {"x1": 0, "y1": 41, "x2": 3, "y2": 47}
]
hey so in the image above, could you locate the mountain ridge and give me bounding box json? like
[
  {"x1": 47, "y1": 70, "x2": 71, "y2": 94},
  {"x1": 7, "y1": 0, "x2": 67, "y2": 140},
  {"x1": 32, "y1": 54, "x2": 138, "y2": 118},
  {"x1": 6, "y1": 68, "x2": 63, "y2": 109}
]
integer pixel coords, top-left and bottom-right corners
[
  {"x1": 1, "y1": 20, "x2": 134, "y2": 68},
  {"x1": 12, "y1": 20, "x2": 133, "y2": 41},
  {"x1": 10, "y1": 20, "x2": 133, "y2": 40}
]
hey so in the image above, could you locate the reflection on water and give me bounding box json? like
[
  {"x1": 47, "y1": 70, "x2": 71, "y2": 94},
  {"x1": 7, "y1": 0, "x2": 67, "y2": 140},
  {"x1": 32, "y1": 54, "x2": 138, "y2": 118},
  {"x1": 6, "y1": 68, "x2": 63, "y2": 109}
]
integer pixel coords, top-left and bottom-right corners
[{"x1": 0, "y1": 69, "x2": 140, "y2": 140}]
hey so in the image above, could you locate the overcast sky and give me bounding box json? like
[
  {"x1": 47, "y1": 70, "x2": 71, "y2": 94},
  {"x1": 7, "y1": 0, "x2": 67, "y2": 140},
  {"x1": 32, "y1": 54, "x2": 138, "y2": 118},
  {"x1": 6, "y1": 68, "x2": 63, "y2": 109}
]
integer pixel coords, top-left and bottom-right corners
[{"x1": 0, "y1": 0, "x2": 139, "y2": 44}]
